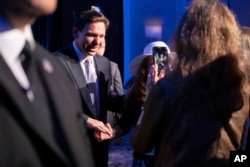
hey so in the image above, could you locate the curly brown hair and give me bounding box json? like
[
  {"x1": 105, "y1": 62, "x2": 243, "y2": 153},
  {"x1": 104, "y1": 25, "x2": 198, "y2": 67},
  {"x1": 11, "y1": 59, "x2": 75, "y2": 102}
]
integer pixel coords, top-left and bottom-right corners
[
  {"x1": 172, "y1": 0, "x2": 242, "y2": 76},
  {"x1": 241, "y1": 26, "x2": 250, "y2": 83}
]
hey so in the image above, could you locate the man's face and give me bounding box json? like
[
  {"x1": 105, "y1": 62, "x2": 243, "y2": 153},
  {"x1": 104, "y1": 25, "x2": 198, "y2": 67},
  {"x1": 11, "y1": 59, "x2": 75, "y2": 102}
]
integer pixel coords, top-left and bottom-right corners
[{"x1": 75, "y1": 22, "x2": 106, "y2": 56}]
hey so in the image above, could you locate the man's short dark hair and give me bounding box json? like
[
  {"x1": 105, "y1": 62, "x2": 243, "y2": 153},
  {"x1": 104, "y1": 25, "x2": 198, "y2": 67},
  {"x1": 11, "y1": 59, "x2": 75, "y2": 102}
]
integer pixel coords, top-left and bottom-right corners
[{"x1": 73, "y1": 10, "x2": 110, "y2": 31}]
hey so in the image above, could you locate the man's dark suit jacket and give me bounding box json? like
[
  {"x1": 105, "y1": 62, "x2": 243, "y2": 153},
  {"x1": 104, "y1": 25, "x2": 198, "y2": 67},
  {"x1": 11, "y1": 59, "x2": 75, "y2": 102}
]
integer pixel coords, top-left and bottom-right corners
[
  {"x1": 0, "y1": 43, "x2": 94, "y2": 167},
  {"x1": 54, "y1": 43, "x2": 124, "y2": 167}
]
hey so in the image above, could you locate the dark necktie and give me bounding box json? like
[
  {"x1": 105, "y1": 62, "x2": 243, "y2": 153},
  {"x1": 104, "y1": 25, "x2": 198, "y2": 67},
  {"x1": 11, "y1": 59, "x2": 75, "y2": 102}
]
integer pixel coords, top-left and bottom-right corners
[
  {"x1": 20, "y1": 41, "x2": 32, "y2": 72},
  {"x1": 20, "y1": 41, "x2": 35, "y2": 101}
]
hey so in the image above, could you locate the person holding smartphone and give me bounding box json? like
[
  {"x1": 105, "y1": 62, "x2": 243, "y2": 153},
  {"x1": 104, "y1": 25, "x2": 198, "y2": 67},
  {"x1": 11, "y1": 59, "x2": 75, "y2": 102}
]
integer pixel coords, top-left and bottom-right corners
[
  {"x1": 131, "y1": 0, "x2": 249, "y2": 166},
  {"x1": 95, "y1": 41, "x2": 178, "y2": 167}
]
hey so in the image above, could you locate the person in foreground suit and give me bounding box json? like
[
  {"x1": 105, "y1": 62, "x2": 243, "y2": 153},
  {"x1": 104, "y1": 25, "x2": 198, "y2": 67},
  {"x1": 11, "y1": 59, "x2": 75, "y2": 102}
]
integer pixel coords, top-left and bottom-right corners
[
  {"x1": 54, "y1": 8, "x2": 124, "y2": 167},
  {"x1": 0, "y1": 0, "x2": 94, "y2": 167},
  {"x1": 131, "y1": 0, "x2": 249, "y2": 166}
]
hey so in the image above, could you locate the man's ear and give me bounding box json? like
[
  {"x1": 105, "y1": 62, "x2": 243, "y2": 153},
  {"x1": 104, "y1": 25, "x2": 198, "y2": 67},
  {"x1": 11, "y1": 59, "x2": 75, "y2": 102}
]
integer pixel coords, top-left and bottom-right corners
[{"x1": 72, "y1": 27, "x2": 79, "y2": 38}]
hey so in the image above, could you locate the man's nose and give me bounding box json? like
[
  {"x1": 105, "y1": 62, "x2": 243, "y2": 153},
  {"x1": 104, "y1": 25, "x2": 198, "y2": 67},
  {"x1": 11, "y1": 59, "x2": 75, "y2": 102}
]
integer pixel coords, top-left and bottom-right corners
[{"x1": 93, "y1": 37, "x2": 101, "y2": 45}]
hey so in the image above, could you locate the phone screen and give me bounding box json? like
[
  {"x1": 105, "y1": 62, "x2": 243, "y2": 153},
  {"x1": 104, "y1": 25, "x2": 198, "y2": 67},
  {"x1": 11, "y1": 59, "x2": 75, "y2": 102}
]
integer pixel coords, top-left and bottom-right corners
[{"x1": 152, "y1": 46, "x2": 168, "y2": 72}]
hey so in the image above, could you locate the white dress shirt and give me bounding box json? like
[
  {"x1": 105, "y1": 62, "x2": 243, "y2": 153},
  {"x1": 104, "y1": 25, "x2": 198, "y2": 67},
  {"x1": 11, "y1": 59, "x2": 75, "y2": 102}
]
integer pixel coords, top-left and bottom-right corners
[
  {"x1": 0, "y1": 17, "x2": 36, "y2": 90},
  {"x1": 72, "y1": 41, "x2": 100, "y2": 115}
]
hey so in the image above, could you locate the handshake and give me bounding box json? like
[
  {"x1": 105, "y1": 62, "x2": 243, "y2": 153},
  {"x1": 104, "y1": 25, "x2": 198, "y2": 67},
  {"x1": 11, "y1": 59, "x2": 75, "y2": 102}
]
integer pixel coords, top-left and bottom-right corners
[{"x1": 86, "y1": 117, "x2": 117, "y2": 142}]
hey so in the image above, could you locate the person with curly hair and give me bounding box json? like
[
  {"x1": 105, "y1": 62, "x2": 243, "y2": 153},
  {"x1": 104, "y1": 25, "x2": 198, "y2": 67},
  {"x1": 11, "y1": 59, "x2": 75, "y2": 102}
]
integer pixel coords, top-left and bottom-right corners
[
  {"x1": 131, "y1": 0, "x2": 250, "y2": 166},
  {"x1": 239, "y1": 26, "x2": 250, "y2": 151}
]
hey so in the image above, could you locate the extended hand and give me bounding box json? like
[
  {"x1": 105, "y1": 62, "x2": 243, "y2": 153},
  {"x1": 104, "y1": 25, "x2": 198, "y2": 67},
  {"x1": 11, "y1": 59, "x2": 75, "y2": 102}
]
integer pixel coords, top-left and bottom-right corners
[
  {"x1": 94, "y1": 123, "x2": 113, "y2": 142},
  {"x1": 86, "y1": 118, "x2": 112, "y2": 136}
]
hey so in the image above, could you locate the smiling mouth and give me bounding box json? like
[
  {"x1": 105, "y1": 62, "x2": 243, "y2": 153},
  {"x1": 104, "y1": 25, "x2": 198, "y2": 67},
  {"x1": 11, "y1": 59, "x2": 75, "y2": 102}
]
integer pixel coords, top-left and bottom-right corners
[{"x1": 85, "y1": 47, "x2": 98, "y2": 55}]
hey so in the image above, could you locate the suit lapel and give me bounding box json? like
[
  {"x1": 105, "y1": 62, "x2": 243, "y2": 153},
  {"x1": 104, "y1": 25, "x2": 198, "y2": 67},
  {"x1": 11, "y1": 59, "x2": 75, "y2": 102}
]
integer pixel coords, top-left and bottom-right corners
[
  {"x1": 0, "y1": 50, "x2": 69, "y2": 164},
  {"x1": 65, "y1": 60, "x2": 95, "y2": 114},
  {"x1": 63, "y1": 46, "x2": 96, "y2": 117},
  {"x1": 33, "y1": 47, "x2": 74, "y2": 163},
  {"x1": 94, "y1": 55, "x2": 105, "y2": 92},
  {"x1": 93, "y1": 56, "x2": 110, "y2": 119},
  {"x1": 0, "y1": 55, "x2": 34, "y2": 120}
]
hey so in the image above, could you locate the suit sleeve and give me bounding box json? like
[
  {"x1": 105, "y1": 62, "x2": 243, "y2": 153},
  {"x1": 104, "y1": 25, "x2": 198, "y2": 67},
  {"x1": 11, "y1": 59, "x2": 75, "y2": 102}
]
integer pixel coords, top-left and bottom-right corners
[
  {"x1": 107, "y1": 61, "x2": 125, "y2": 113},
  {"x1": 109, "y1": 62, "x2": 124, "y2": 96}
]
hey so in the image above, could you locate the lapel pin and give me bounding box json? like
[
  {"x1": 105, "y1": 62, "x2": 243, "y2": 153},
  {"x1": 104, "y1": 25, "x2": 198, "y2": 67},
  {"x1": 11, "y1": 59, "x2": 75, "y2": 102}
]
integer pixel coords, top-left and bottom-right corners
[{"x1": 42, "y1": 58, "x2": 54, "y2": 73}]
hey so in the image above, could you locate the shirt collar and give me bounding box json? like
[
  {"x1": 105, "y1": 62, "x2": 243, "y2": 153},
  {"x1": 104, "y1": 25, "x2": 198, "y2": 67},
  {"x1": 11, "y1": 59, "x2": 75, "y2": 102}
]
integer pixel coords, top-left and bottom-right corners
[
  {"x1": 0, "y1": 17, "x2": 35, "y2": 62},
  {"x1": 73, "y1": 41, "x2": 85, "y2": 61},
  {"x1": 72, "y1": 41, "x2": 94, "y2": 63}
]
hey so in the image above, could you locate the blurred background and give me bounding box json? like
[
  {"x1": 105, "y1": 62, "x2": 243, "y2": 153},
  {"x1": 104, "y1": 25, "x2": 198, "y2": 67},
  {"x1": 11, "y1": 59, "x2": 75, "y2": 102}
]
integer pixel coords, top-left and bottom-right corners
[{"x1": 32, "y1": 0, "x2": 250, "y2": 87}]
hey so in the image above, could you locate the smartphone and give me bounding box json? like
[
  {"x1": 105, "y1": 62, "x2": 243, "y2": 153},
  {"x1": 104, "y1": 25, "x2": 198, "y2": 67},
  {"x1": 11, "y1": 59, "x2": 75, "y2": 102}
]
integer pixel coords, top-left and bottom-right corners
[{"x1": 152, "y1": 46, "x2": 168, "y2": 73}]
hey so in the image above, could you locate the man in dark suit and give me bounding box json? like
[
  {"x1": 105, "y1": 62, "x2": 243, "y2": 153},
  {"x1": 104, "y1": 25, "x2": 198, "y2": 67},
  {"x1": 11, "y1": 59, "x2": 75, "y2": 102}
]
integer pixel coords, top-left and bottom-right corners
[
  {"x1": 0, "y1": 0, "x2": 94, "y2": 166},
  {"x1": 54, "y1": 9, "x2": 124, "y2": 167}
]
